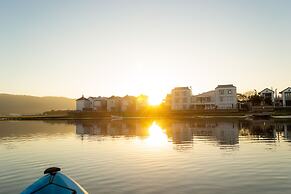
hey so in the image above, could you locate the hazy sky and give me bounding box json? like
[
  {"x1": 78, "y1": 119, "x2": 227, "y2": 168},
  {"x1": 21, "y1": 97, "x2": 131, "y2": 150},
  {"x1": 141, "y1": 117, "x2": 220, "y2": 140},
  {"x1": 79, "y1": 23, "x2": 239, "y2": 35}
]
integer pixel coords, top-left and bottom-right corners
[{"x1": 0, "y1": 0, "x2": 290, "y2": 101}]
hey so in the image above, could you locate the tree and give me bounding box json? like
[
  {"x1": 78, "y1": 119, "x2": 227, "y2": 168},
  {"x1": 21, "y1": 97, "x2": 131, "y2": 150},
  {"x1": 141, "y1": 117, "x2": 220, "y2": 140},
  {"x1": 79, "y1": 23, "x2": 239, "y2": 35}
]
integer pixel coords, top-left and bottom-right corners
[
  {"x1": 248, "y1": 94, "x2": 263, "y2": 106},
  {"x1": 243, "y1": 90, "x2": 257, "y2": 98},
  {"x1": 263, "y1": 97, "x2": 273, "y2": 106},
  {"x1": 237, "y1": 93, "x2": 248, "y2": 102}
]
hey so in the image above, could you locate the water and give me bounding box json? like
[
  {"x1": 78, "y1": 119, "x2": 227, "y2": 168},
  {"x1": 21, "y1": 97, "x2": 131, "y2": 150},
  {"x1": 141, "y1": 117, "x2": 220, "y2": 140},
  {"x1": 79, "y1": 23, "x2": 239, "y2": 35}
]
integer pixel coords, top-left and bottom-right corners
[{"x1": 1, "y1": 119, "x2": 291, "y2": 194}]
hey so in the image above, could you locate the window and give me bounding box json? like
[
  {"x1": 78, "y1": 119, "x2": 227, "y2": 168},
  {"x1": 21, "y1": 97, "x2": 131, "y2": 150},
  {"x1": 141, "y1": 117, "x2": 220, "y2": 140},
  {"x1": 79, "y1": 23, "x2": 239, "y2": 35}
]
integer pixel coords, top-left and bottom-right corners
[
  {"x1": 264, "y1": 93, "x2": 271, "y2": 97},
  {"x1": 206, "y1": 97, "x2": 211, "y2": 102},
  {"x1": 227, "y1": 96, "x2": 233, "y2": 101},
  {"x1": 220, "y1": 96, "x2": 224, "y2": 102},
  {"x1": 285, "y1": 92, "x2": 291, "y2": 100},
  {"x1": 219, "y1": 90, "x2": 224, "y2": 95},
  {"x1": 228, "y1": 90, "x2": 232, "y2": 94}
]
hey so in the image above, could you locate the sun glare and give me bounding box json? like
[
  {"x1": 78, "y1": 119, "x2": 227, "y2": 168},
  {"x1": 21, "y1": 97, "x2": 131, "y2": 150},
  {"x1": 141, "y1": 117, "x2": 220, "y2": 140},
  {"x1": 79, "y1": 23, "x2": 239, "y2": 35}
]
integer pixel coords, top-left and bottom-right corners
[
  {"x1": 145, "y1": 122, "x2": 168, "y2": 147},
  {"x1": 148, "y1": 94, "x2": 163, "y2": 106}
]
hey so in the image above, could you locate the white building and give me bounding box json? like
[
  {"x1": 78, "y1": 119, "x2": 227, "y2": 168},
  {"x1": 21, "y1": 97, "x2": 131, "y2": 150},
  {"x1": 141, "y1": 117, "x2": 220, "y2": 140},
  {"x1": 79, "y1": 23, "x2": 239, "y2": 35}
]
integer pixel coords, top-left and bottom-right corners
[
  {"x1": 168, "y1": 85, "x2": 237, "y2": 111},
  {"x1": 214, "y1": 84, "x2": 237, "y2": 109},
  {"x1": 280, "y1": 87, "x2": 291, "y2": 107},
  {"x1": 88, "y1": 97, "x2": 107, "y2": 111},
  {"x1": 191, "y1": 90, "x2": 216, "y2": 110},
  {"x1": 107, "y1": 96, "x2": 121, "y2": 112},
  {"x1": 76, "y1": 95, "x2": 141, "y2": 112},
  {"x1": 258, "y1": 88, "x2": 275, "y2": 104},
  {"x1": 76, "y1": 95, "x2": 91, "y2": 111},
  {"x1": 171, "y1": 87, "x2": 192, "y2": 110}
]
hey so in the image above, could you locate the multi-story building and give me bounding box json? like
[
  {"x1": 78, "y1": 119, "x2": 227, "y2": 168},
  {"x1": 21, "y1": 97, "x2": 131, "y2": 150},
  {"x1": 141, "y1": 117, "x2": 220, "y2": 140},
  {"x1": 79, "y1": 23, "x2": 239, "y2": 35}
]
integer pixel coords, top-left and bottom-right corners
[
  {"x1": 76, "y1": 95, "x2": 91, "y2": 111},
  {"x1": 171, "y1": 87, "x2": 192, "y2": 110},
  {"x1": 191, "y1": 90, "x2": 216, "y2": 110},
  {"x1": 168, "y1": 85, "x2": 237, "y2": 110},
  {"x1": 106, "y1": 96, "x2": 121, "y2": 112},
  {"x1": 121, "y1": 95, "x2": 136, "y2": 112},
  {"x1": 280, "y1": 87, "x2": 291, "y2": 107},
  {"x1": 214, "y1": 84, "x2": 237, "y2": 109},
  {"x1": 258, "y1": 88, "x2": 275, "y2": 105},
  {"x1": 88, "y1": 96, "x2": 107, "y2": 111},
  {"x1": 77, "y1": 84, "x2": 238, "y2": 112}
]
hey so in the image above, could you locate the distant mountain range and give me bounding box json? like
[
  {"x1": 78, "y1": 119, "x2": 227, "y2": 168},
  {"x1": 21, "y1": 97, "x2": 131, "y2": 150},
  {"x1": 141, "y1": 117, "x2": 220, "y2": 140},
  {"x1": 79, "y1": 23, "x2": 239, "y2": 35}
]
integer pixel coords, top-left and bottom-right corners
[{"x1": 0, "y1": 93, "x2": 75, "y2": 115}]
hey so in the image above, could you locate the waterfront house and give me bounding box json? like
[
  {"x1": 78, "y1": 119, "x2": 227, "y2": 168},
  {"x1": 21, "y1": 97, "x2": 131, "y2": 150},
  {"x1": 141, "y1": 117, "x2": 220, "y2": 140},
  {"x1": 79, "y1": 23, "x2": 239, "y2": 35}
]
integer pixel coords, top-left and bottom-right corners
[
  {"x1": 106, "y1": 96, "x2": 121, "y2": 112},
  {"x1": 191, "y1": 90, "x2": 216, "y2": 110},
  {"x1": 258, "y1": 88, "x2": 274, "y2": 105},
  {"x1": 121, "y1": 95, "x2": 136, "y2": 112},
  {"x1": 89, "y1": 96, "x2": 107, "y2": 111},
  {"x1": 76, "y1": 95, "x2": 91, "y2": 111},
  {"x1": 214, "y1": 84, "x2": 237, "y2": 109},
  {"x1": 168, "y1": 84, "x2": 237, "y2": 111},
  {"x1": 280, "y1": 87, "x2": 291, "y2": 107},
  {"x1": 88, "y1": 97, "x2": 98, "y2": 110},
  {"x1": 171, "y1": 87, "x2": 192, "y2": 110}
]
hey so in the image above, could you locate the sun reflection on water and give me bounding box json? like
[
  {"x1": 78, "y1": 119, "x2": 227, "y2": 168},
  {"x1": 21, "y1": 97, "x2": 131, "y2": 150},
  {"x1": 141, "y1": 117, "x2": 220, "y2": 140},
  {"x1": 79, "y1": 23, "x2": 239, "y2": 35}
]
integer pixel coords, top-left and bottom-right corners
[{"x1": 145, "y1": 121, "x2": 169, "y2": 147}]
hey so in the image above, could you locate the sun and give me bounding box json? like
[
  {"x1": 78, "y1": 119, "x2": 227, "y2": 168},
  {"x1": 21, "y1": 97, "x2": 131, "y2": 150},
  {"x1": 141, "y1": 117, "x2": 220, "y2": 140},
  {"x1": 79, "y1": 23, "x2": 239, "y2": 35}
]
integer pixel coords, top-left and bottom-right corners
[{"x1": 148, "y1": 94, "x2": 164, "y2": 106}]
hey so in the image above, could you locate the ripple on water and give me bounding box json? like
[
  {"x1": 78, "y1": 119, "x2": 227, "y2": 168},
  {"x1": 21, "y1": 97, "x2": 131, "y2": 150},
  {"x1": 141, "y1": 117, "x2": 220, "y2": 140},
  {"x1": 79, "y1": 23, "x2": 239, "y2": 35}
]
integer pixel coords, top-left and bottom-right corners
[{"x1": 1, "y1": 120, "x2": 291, "y2": 194}]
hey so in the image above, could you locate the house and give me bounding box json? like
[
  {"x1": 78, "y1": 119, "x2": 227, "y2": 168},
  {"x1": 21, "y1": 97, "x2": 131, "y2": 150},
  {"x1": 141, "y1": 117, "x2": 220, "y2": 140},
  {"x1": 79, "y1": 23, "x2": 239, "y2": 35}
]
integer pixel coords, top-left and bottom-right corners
[
  {"x1": 191, "y1": 90, "x2": 216, "y2": 110},
  {"x1": 107, "y1": 96, "x2": 121, "y2": 112},
  {"x1": 88, "y1": 96, "x2": 107, "y2": 111},
  {"x1": 214, "y1": 84, "x2": 237, "y2": 109},
  {"x1": 167, "y1": 84, "x2": 238, "y2": 111},
  {"x1": 258, "y1": 88, "x2": 274, "y2": 105},
  {"x1": 171, "y1": 87, "x2": 192, "y2": 110},
  {"x1": 280, "y1": 87, "x2": 291, "y2": 107},
  {"x1": 121, "y1": 95, "x2": 136, "y2": 112},
  {"x1": 76, "y1": 95, "x2": 91, "y2": 111}
]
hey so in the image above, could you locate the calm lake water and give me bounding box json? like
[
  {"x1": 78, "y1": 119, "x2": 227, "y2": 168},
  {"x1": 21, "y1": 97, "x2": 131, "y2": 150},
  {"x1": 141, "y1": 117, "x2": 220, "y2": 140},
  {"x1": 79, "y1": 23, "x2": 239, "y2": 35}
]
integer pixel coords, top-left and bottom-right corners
[{"x1": 1, "y1": 118, "x2": 291, "y2": 194}]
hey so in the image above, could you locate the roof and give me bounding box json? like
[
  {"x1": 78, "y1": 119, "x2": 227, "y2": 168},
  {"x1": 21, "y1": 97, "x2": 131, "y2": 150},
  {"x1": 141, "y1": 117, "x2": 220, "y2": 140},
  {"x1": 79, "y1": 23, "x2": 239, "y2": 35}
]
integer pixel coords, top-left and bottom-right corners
[
  {"x1": 215, "y1": 84, "x2": 236, "y2": 89},
  {"x1": 172, "y1": 87, "x2": 191, "y2": 90},
  {"x1": 122, "y1": 95, "x2": 136, "y2": 99},
  {"x1": 258, "y1": 88, "x2": 274, "y2": 94},
  {"x1": 193, "y1": 90, "x2": 215, "y2": 98},
  {"x1": 88, "y1": 96, "x2": 98, "y2": 100},
  {"x1": 108, "y1": 96, "x2": 122, "y2": 100},
  {"x1": 279, "y1": 87, "x2": 291, "y2": 94},
  {"x1": 76, "y1": 96, "x2": 88, "y2": 101},
  {"x1": 89, "y1": 96, "x2": 106, "y2": 100}
]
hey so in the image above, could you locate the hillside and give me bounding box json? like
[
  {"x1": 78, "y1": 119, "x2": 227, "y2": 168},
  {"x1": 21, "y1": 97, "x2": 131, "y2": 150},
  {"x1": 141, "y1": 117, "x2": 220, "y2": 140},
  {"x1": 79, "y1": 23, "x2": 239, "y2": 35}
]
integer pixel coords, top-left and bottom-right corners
[{"x1": 0, "y1": 94, "x2": 75, "y2": 115}]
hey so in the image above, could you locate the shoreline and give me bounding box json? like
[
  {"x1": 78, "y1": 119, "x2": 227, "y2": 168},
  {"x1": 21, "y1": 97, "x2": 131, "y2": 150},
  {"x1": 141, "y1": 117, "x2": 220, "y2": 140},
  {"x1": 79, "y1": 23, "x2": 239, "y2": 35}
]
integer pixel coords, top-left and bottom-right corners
[{"x1": 1, "y1": 112, "x2": 291, "y2": 121}]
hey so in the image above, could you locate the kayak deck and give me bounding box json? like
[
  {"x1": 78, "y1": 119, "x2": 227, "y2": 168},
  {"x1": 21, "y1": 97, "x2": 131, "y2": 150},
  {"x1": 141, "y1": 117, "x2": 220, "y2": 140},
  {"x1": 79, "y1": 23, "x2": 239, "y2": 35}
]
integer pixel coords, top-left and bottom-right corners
[{"x1": 21, "y1": 167, "x2": 88, "y2": 194}]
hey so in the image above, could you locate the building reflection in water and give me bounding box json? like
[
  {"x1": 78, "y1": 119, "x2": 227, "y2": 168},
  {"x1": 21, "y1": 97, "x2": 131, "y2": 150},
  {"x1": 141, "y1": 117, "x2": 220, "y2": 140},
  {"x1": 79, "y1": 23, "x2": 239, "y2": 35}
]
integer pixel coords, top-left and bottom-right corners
[
  {"x1": 162, "y1": 120, "x2": 239, "y2": 150},
  {"x1": 75, "y1": 119, "x2": 241, "y2": 150},
  {"x1": 75, "y1": 119, "x2": 291, "y2": 151},
  {"x1": 76, "y1": 119, "x2": 151, "y2": 139},
  {"x1": 240, "y1": 120, "x2": 291, "y2": 141}
]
